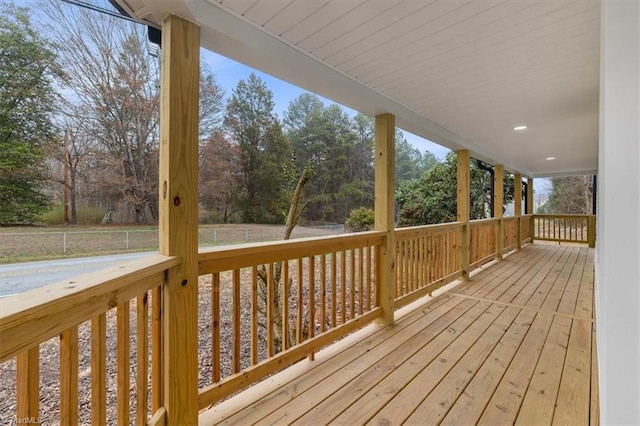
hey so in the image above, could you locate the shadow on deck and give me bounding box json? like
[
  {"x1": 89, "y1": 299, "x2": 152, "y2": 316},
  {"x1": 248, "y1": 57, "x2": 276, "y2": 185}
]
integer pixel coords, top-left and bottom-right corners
[{"x1": 201, "y1": 243, "x2": 597, "y2": 425}]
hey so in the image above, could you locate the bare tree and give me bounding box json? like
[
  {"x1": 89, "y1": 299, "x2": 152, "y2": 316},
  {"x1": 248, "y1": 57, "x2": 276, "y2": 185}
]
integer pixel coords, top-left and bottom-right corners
[
  {"x1": 43, "y1": 1, "x2": 160, "y2": 222},
  {"x1": 256, "y1": 166, "x2": 313, "y2": 353}
]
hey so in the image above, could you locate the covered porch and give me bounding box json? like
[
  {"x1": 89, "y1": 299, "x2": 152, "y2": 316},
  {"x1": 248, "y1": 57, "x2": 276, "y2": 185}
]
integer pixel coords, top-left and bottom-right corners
[
  {"x1": 1, "y1": 0, "x2": 638, "y2": 424},
  {"x1": 202, "y1": 242, "x2": 597, "y2": 425}
]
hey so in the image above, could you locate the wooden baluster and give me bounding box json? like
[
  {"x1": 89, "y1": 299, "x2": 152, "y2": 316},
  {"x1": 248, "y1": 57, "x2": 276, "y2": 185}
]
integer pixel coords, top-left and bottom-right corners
[
  {"x1": 251, "y1": 267, "x2": 258, "y2": 364},
  {"x1": 308, "y1": 256, "x2": 315, "y2": 361},
  {"x1": 17, "y1": 347, "x2": 39, "y2": 421},
  {"x1": 396, "y1": 241, "x2": 402, "y2": 297},
  {"x1": 373, "y1": 245, "x2": 379, "y2": 306},
  {"x1": 448, "y1": 232, "x2": 453, "y2": 275},
  {"x1": 61, "y1": 326, "x2": 79, "y2": 425},
  {"x1": 232, "y1": 269, "x2": 241, "y2": 373},
  {"x1": 91, "y1": 314, "x2": 106, "y2": 426},
  {"x1": 365, "y1": 247, "x2": 372, "y2": 312},
  {"x1": 297, "y1": 258, "x2": 303, "y2": 344},
  {"x1": 406, "y1": 240, "x2": 411, "y2": 293},
  {"x1": 441, "y1": 233, "x2": 446, "y2": 278},
  {"x1": 282, "y1": 262, "x2": 290, "y2": 350},
  {"x1": 412, "y1": 238, "x2": 418, "y2": 292},
  {"x1": 349, "y1": 249, "x2": 355, "y2": 320},
  {"x1": 320, "y1": 255, "x2": 327, "y2": 331},
  {"x1": 331, "y1": 252, "x2": 337, "y2": 328},
  {"x1": 267, "y1": 263, "x2": 274, "y2": 357},
  {"x1": 117, "y1": 303, "x2": 129, "y2": 425},
  {"x1": 340, "y1": 251, "x2": 346, "y2": 324},
  {"x1": 137, "y1": 293, "x2": 149, "y2": 425},
  {"x1": 358, "y1": 248, "x2": 364, "y2": 316},
  {"x1": 212, "y1": 273, "x2": 220, "y2": 381},
  {"x1": 422, "y1": 236, "x2": 428, "y2": 288},
  {"x1": 151, "y1": 286, "x2": 162, "y2": 413}
]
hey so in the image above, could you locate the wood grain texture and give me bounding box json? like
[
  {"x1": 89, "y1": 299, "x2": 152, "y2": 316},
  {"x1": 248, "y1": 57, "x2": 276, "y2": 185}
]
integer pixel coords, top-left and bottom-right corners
[
  {"x1": 60, "y1": 327, "x2": 79, "y2": 426},
  {"x1": 91, "y1": 314, "x2": 106, "y2": 425},
  {"x1": 495, "y1": 164, "x2": 504, "y2": 259},
  {"x1": 117, "y1": 303, "x2": 129, "y2": 425},
  {"x1": 137, "y1": 293, "x2": 149, "y2": 426},
  {"x1": 0, "y1": 254, "x2": 178, "y2": 363},
  {"x1": 16, "y1": 347, "x2": 39, "y2": 420},
  {"x1": 457, "y1": 150, "x2": 470, "y2": 279},
  {"x1": 200, "y1": 244, "x2": 598, "y2": 425},
  {"x1": 159, "y1": 13, "x2": 200, "y2": 425},
  {"x1": 374, "y1": 113, "x2": 396, "y2": 325}
]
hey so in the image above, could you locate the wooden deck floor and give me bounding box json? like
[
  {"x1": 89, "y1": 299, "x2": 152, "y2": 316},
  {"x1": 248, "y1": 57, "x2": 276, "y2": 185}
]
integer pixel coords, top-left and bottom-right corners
[{"x1": 201, "y1": 243, "x2": 597, "y2": 426}]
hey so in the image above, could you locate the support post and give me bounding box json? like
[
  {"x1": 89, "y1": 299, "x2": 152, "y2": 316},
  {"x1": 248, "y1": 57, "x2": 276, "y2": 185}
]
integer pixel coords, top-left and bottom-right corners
[
  {"x1": 588, "y1": 215, "x2": 596, "y2": 248},
  {"x1": 457, "y1": 150, "x2": 470, "y2": 279},
  {"x1": 494, "y1": 165, "x2": 504, "y2": 259},
  {"x1": 514, "y1": 173, "x2": 522, "y2": 249},
  {"x1": 527, "y1": 177, "x2": 534, "y2": 246},
  {"x1": 159, "y1": 14, "x2": 200, "y2": 425},
  {"x1": 527, "y1": 177, "x2": 534, "y2": 214},
  {"x1": 374, "y1": 113, "x2": 395, "y2": 326}
]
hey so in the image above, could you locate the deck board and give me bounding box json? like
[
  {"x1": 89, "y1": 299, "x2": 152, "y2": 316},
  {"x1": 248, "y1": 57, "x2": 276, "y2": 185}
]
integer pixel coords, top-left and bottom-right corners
[{"x1": 200, "y1": 243, "x2": 597, "y2": 426}]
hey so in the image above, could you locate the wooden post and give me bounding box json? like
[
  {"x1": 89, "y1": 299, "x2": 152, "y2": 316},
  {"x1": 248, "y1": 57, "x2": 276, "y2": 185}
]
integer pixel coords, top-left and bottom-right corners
[
  {"x1": 457, "y1": 150, "x2": 470, "y2": 279},
  {"x1": 527, "y1": 177, "x2": 534, "y2": 245},
  {"x1": 527, "y1": 177, "x2": 534, "y2": 214},
  {"x1": 514, "y1": 173, "x2": 522, "y2": 249},
  {"x1": 588, "y1": 215, "x2": 596, "y2": 248},
  {"x1": 159, "y1": 14, "x2": 200, "y2": 425},
  {"x1": 375, "y1": 113, "x2": 395, "y2": 326},
  {"x1": 494, "y1": 165, "x2": 504, "y2": 259}
]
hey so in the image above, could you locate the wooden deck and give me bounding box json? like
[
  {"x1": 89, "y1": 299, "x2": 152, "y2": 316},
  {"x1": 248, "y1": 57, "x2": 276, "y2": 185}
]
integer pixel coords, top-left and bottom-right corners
[{"x1": 201, "y1": 243, "x2": 597, "y2": 426}]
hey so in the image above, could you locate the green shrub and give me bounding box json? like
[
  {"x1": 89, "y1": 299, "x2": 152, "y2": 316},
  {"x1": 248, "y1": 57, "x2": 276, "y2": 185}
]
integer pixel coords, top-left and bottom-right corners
[{"x1": 346, "y1": 207, "x2": 375, "y2": 232}]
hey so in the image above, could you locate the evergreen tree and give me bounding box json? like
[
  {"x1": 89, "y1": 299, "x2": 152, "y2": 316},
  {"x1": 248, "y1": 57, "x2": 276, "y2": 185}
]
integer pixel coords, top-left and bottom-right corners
[
  {"x1": 225, "y1": 73, "x2": 290, "y2": 223},
  {"x1": 284, "y1": 94, "x2": 360, "y2": 223},
  {"x1": 397, "y1": 152, "x2": 515, "y2": 226},
  {"x1": 0, "y1": 3, "x2": 56, "y2": 223}
]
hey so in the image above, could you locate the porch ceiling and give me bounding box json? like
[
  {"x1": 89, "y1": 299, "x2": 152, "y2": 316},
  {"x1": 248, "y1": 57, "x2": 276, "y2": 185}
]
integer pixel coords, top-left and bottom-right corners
[{"x1": 113, "y1": 0, "x2": 601, "y2": 177}]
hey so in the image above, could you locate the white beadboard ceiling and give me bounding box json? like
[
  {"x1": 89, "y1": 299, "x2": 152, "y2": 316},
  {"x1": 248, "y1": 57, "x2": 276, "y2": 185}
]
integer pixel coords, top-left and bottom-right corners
[{"x1": 112, "y1": 0, "x2": 601, "y2": 177}]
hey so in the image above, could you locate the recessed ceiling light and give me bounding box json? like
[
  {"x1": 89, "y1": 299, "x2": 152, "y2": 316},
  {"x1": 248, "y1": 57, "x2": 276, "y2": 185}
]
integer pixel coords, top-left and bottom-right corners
[
  {"x1": 546, "y1": 156, "x2": 556, "y2": 161},
  {"x1": 513, "y1": 125, "x2": 528, "y2": 131}
]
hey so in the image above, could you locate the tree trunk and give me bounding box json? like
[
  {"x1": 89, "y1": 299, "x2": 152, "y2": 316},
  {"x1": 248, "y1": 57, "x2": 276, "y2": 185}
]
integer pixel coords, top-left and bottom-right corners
[
  {"x1": 69, "y1": 165, "x2": 77, "y2": 225},
  {"x1": 258, "y1": 168, "x2": 312, "y2": 353}
]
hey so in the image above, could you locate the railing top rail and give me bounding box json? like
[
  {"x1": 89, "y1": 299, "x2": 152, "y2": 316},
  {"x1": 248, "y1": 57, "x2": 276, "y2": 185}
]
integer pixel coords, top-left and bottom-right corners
[
  {"x1": 394, "y1": 221, "x2": 464, "y2": 238},
  {"x1": 502, "y1": 216, "x2": 519, "y2": 221},
  {"x1": 470, "y1": 217, "x2": 501, "y2": 225},
  {"x1": 0, "y1": 253, "x2": 179, "y2": 362},
  {"x1": 198, "y1": 231, "x2": 385, "y2": 274}
]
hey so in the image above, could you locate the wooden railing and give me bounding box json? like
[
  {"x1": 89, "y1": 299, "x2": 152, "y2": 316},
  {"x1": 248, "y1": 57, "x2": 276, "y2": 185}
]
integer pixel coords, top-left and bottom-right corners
[
  {"x1": 469, "y1": 218, "x2": 498, "y2": 268},
  {"x1": 503, "y1": 216, "x2": 519, "y2": 252},
  {"x1": 533, "y1": 214, "x2": 596, "y2": 247},
  {"x1": 0, "y1": 254, "x2": 179, "y2": 425},
  {"x1": 196, "y1": 231, "x2": 384, "y2": 408},
  {"x1": 1, "y1": 213, "x2": 594, "y2": 424},
  {"x1": 394, "y1": 222, "x2": 463, "y2": 308},
  {"x1": 522, "y1": 214, "x2": 533, "y2": 243}
]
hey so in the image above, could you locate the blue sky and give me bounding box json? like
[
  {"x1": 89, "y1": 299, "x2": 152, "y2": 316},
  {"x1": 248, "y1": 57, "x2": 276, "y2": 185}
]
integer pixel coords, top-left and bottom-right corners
[{"x1": 200, "y1": 49, "x2": 452, "y2": 160}]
